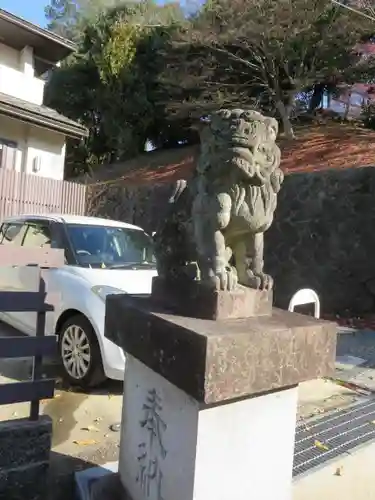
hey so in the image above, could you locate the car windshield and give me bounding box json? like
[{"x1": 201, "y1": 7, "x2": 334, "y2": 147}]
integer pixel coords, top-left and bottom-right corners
[{"x1": 66, "y1": 223, "x2": 156, "y2": 269}]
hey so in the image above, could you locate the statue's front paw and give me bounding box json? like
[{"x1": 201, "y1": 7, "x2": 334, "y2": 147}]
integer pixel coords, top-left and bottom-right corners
[
  {"x1": 214, "y1": 266, "x2": 238, "y2": 291},
  {"x1": 246, "y1": 271, "x2": 273, "y2": 291}
]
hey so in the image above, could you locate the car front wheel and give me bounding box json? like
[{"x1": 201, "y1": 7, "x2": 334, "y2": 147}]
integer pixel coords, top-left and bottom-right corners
[{"x1": 58, "y1": 314, "x2": 106, "y2": 388}]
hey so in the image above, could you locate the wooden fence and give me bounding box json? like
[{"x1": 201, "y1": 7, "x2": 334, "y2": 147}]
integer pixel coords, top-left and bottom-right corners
[
  {"x1": 0, "y1": 246, "x2": 63, "y2": 420},
  {"x1": 0, "y1": 170, "x2": 86, "y2": 220}
]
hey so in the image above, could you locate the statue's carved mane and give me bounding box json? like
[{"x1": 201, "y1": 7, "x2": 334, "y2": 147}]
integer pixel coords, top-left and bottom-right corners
[{"x1": 197, "y1": 108, "x2": 283, "y2": 214}]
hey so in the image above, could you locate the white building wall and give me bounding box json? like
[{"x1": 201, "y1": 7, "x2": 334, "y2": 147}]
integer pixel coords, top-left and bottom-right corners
[
  {"x1": 0, "y1": 43, "x2": 19, "y2": 70},
  {"x1": 0, "y1": 42, "x2": 45, "y2": 105},
  {"x1": 25, "y1": 126, "x2": 66, "y2": 180},
  {"x1": 0, "y1": 115, "x2": 66, "y2": 180}
]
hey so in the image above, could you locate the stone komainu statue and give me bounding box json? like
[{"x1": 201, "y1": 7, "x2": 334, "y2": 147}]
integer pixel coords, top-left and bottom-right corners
[{"x1": 153, "y1": 108, "x2": 284, "y2": 292}]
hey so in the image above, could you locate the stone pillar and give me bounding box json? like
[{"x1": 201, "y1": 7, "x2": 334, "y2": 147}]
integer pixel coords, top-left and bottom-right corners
[
  {"x1": 19, "y1": 46, "x2": 34, "y2": 78},
  {"x1": 106, "y1": 293, "x2": 336, "y2": 500}
]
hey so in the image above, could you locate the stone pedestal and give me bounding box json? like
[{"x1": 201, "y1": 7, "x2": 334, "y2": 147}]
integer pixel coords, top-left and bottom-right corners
[
  {"x1": 120, "y1": 355, "x2": 298, "y2": 500},
  {"x1": 105, "y1": 294, "x2": 337, "y2": 500},
  {"x1": 151, "y1": 277, "x2": 273, "y2": 320}
]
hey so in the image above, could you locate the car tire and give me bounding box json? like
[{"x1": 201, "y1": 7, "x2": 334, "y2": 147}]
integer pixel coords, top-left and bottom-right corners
[{"x1": 57, "y1": 314, "x2": 106, "y2": 388}]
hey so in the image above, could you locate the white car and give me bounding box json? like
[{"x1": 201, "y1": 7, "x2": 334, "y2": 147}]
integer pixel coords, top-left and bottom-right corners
[{"x1": 0, "y1": 214, "x2": 157, "y2": 387}]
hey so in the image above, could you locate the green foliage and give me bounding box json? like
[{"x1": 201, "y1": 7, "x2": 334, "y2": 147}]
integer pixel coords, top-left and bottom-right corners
[
  {"x1": 45, "y1": 0, "x2": 375, "y2": 175},
  {"x1": 98, "y1": 22, "x2": 140, "y2": 80},
  {"x1": 45, "y1": 0, "x2": 79, "y2": 39},
  {"x1": 45, "y1": 0, "x2": 124, "y2": 40},
  {"x1": 45, "y1": 0, "x2": 186, "y2": 40},
  {"x1": 161, "y1": 0, "x2": 375, "y2": 136},
  {"x1": 44, "y1": 1, "x2": 189, "y2": 177}
]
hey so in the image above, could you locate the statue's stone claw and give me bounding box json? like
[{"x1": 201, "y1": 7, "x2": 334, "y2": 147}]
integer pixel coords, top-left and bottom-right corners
[
  {"x1": 214, "y1": 267, "x2": 238, "y2": 291},
  {"x1": 246, "y1": 272, "x2": 273, "y2": 291}
]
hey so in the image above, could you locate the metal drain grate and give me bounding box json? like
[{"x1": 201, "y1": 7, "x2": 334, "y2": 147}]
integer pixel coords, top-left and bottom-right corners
[{"x1": 293, "y1": 398, "x2": 375, "y2": 477}]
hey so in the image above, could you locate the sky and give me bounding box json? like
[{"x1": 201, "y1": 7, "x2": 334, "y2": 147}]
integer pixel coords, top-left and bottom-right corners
[{"x1": 0, "y1": 0, "x2": 47, "y2": 27}]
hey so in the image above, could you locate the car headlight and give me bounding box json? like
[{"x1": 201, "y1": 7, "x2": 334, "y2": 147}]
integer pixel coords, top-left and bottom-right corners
[{"x1": 91, "y1": 285, "x2": 126, "y2": 302}]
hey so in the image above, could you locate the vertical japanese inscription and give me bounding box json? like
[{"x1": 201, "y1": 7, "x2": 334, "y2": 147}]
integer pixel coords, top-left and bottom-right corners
[{"x1": 137, "y1": 388, "x2": 167, "y2": 500}]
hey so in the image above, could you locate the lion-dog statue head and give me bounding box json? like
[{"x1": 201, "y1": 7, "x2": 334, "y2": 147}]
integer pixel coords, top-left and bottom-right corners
[{"x1": 198, "y1": 108, "x2": 284, "y2": 234}]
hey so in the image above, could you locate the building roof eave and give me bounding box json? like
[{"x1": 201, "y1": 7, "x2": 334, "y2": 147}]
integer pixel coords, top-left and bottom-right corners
[
  {"x1": 0, "y1": 93, "x2": 88, "y2": 140},
  {"x1": 0, "y1": 9, "x2": 76, "y2": 68}
]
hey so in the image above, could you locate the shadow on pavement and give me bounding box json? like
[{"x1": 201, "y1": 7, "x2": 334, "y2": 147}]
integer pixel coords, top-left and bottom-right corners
[{"x1": 336, "y1": 329, "x2": 375, "y2": 367}]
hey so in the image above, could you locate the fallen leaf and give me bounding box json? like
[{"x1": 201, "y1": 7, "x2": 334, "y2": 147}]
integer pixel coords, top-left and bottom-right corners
[
  {"x1": 314, "y1": 440, "x2": 330, "y2": 451},
  {"x1": 108, "y1": 394, "x2": 113, "y2": 400},
  {"x1": 334, "y1": 466, "x2": 343, "y2": 476},
  {"x1": 94, "y1": 417, "x2": 102, "y2": 423},
  {"x1": 12, "y1": 411, "x2": 18, "y2": 417},
  {"x1": 73, "y1": 439, "x2": 98, "y2": 446},
  {"x1": 81, "y1": 426, "x2": 100, "y2": 432}
]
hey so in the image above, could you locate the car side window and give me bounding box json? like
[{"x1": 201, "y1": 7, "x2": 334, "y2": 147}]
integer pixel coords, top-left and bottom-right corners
[
  {"x1": 22, "y1": 222, "x2": 52, "y2": 249},
  {"x1": 0, "y1": 222, "x2": 27, "y2": 246}
]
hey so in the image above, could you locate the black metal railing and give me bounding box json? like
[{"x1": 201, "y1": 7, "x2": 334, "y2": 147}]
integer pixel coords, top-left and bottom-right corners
[{"x1": 0, "y1": 247, "x2": 63, "y2": 420}]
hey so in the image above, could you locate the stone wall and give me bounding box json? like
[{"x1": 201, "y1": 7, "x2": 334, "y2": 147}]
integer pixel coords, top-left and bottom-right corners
[
  {"x1": 87, "y1": 183, "x2": 172, "y2": 235},
  {"x1": 88, "y1": 166, "x2": 375, "y2": 316},
  {"x1": 265, "y1": 166, "x2": 375, "y2": 316},
  {"x1": 0, "y1": 416, "x2": 52, "y2": 500}
]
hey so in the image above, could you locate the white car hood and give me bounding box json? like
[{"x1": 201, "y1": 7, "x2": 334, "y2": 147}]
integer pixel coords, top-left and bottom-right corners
[{"x1": 68, "y1": 266, "x2": 158, "y2": 294}]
